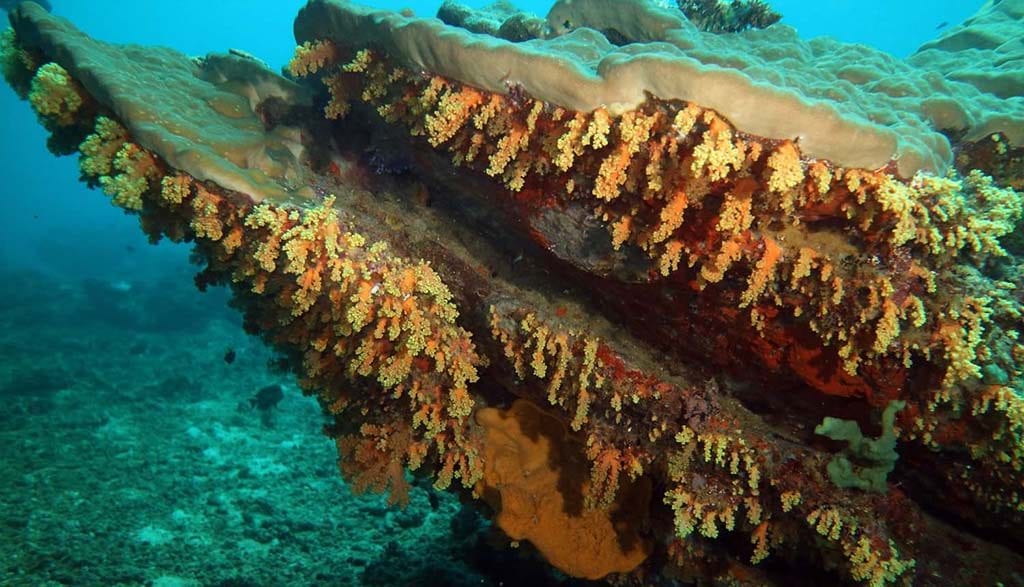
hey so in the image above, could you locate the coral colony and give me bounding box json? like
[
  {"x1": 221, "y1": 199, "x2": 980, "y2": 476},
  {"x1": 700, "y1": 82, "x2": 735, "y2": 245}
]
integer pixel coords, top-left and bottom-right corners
[{"x1": 4, "y1": 0, "x2": 1024, "y2": 584}]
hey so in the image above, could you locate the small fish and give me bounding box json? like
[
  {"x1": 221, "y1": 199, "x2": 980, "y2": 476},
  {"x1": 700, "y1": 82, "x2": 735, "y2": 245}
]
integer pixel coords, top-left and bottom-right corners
[
  {"x1": 223, "y1": 347, "x2": 236, "y2": 365},
  {"x1": 249, "y1": 384, "x2": 284, "y2": 411},
  {"x1": 936, "y1": 21, "x2": 949, "y2": 30}
]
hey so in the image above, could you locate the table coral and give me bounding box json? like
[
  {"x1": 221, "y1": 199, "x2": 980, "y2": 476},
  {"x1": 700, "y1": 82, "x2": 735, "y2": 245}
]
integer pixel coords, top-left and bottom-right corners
[{"x1": 4, "y1": 0, "x2": 1024, "y2": 585}]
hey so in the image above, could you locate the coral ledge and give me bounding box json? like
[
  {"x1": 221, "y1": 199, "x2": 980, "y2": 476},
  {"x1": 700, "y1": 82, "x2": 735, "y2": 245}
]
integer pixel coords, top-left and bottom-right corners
[{"x1": 3, "y1": 0, "x2": 1024, "y2": 585}]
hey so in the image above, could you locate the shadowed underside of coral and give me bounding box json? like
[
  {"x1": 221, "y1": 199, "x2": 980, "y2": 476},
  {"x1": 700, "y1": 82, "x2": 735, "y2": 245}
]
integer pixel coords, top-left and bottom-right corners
[{"x1": 4, "y1": 0, "x2": 1024, "y2": 585}]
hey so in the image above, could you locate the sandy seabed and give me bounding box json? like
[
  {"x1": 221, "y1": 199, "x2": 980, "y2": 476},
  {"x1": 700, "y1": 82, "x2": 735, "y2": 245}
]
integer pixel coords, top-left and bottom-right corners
[{"x1": 0, "y1": 266, "x2": 516, "y2": 587}]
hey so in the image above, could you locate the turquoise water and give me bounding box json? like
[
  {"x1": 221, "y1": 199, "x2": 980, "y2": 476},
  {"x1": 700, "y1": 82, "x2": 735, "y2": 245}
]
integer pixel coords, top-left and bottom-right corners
[{"x1": 0, "y1": 1, "x2": 1004, "y2": 585}]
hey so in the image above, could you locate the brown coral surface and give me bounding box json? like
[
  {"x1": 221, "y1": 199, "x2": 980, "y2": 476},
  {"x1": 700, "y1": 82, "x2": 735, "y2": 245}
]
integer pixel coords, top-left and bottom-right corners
[{"x1": 4, "y1": 0, "x2": 1024, "y2": 585}]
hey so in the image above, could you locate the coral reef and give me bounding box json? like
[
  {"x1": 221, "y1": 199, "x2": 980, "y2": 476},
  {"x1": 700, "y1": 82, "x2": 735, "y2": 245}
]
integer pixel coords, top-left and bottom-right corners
[
  {"x1": 908, "y1": 0, "x2": 1024, "y2": 190},
  {"x1": 437, "y1": 0, "x2": 548, "y2": 42},
  {"x1": 5, "y1": 0, "x2": 1024, "y2": 585},
  {"x1": 675, "y1": 0, "x2": 781, "y2": 33}
]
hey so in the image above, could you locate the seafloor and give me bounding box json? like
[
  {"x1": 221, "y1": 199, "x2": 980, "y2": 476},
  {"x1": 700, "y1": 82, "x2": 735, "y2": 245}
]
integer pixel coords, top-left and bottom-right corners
[{"x1": 0, "y1": 267, "x2": 579, "y2": 586}]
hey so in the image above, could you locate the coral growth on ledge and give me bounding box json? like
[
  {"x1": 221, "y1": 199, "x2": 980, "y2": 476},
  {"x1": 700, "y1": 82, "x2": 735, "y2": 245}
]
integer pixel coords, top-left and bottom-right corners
[{"x1": 3, "y1": 0, "x2": 1024, "y2": 584}]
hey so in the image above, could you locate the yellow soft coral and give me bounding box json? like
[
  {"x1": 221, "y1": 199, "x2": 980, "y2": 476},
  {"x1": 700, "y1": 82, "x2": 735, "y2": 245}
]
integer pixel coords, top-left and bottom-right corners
[
  {"x1": 765, "y1": 141, "x2": 804, "y2": 194},
  {"x1": 28, "y1": 62, "x2": 84, "y2": 126},
  {"x1": 288, "y1": 39, "x2": 339, "y2": 77},
  {"x1": 650, "y1": 190, "x2": 689, "y2": 245},
  {"x1": 958, "y1": 170, "x2": 1023, "y2": 257},
  {"x1": 849, "y1": 537, "x2": 915, "y2": 587},
  {"x1": 740, "y1": 237, "x2": 781, "y2": 309},
  {"x1": 691, "y1": 114, "x2": 744, "y2": 181},
  {"x1": 1, "y1": 28, "x2": 39, "y2": 98},
  {"x1": 425, "y1": 86, "x2": 484, "y2": 147},
  {"x1": 79, "y1": 116, "x2": 128, "y2": 177},
  {"x1": 78, "y1": 112, "x2": 160, "y2": 211},
  {"x1": 594, "y1": 111, "x2": 657, "y2": 200},
  {"x1": 99, "y1": 142, "x2": 160, "y2": 210}
]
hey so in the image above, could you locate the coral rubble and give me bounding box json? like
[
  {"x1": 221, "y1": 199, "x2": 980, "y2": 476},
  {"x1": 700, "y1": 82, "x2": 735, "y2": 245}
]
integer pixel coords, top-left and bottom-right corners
[{"x1": 4, "y1": 0, "x2": 1024, "y2": 585}]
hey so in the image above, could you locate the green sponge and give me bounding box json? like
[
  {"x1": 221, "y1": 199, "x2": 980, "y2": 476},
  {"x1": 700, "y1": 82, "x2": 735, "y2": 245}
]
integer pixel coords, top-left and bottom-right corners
[{"x1": 814, "y1": 400, "x2": 905, "y2": 492}]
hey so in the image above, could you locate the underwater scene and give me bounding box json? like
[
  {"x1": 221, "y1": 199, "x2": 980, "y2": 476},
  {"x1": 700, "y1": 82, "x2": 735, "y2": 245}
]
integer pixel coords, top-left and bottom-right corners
[{"x1": 0, "y1": 0, "x2": 1022, "y2": 585}]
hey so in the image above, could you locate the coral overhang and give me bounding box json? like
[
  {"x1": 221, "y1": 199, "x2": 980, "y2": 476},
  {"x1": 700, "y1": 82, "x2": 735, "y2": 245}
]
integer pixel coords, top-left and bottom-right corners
[{"x1": 5, "y1": 0, "x2": 1024, "y2": 585}]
